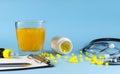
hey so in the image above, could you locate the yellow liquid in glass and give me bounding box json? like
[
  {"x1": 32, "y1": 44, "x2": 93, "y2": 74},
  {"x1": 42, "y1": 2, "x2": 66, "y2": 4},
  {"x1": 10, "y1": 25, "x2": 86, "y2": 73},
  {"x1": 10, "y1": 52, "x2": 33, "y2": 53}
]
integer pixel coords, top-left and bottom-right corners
[{"x1": 16, "y1": 28, "x2": 45, "y2": 52}]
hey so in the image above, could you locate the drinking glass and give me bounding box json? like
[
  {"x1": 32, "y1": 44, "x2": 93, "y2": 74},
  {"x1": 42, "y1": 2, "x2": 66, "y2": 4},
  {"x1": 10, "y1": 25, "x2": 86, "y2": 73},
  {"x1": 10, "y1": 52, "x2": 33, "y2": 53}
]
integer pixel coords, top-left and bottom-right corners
[{"x1": 15, "y1": 20, "x2": 46, "y2": 56}]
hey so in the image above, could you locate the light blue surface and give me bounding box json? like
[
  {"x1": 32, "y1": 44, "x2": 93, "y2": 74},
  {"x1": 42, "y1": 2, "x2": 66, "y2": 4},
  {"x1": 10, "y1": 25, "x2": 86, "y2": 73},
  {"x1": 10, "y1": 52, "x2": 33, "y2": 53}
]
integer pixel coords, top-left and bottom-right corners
[{"x1": 0, "y1": 0, "x2": 120, "y2": 73}]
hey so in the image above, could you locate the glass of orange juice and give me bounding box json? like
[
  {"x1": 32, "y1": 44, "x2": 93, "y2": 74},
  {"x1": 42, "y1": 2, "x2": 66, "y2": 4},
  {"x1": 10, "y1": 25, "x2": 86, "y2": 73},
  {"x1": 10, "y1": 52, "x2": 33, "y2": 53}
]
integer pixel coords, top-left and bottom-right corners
[{"x1": 15, "y1": 20, "x2": 46, "y2": 56}]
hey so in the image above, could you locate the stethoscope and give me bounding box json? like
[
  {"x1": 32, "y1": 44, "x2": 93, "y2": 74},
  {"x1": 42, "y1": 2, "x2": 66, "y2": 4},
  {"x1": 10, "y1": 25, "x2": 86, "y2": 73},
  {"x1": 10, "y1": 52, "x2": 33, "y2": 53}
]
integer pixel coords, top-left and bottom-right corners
[{"x1": 82, "y1": 38, "x2": 120, "y2": 65}]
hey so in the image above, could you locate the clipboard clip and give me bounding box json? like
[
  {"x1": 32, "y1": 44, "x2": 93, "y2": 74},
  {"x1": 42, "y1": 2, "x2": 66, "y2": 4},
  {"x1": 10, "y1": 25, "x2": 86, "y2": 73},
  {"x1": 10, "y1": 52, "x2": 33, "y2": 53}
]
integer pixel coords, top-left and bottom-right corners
[{"x1": 27, "y1": 54, "x2": 53, "y2": 66}]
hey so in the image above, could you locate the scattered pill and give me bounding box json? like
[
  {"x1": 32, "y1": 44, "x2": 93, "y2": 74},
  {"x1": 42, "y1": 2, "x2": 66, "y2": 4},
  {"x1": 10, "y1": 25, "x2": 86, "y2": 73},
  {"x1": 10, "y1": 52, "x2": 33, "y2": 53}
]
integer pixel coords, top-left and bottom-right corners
[
  {"x1": 79, "y1": 55, "x2": 82, "y2": 58},
  {"x1": 86, "y1": 52, "x2": 89, "y2": 56},
  {"x1": 99, "y1": 56, "x2": 105, "y2": 60},
  {"x1": 56, "y1": 54, "x2": 61, "y2": 59},
  {"x1": 68, "y1": 55, "x2": 78, "y2": 63},
  {"x1": 71, "y1": 53, "x2": 75, "y2": 56},
  {"x1": 80, "y1": 58, "x2": 83, "y2": 62},
  {"x1": 85, "y1": 57, "x2": 91, "y2": 61},
  {"x1": 64, "y1": 56, "x2": 69, "y2": 60},
  {"x1": 91, "y1": 61, "x2": 96, "y2": 64},
  {"x1": 80, "y1": 50, "x2": 83, "y2": 54},
  {"x1": 96, "y1": 61, "x2": 103, "y2": 65},
  {"x1": 54, "y1": 60, "x2": 57, "y2": 64},
  {"x1": 105, "y1": 62, "x2": 109, "y2": 66},
  {"x1": 39, "y1": 52, "x2": 109, "y2": 66},
  {"x1": 47, "y1": 57, "x2": 51, "y2": 60}
]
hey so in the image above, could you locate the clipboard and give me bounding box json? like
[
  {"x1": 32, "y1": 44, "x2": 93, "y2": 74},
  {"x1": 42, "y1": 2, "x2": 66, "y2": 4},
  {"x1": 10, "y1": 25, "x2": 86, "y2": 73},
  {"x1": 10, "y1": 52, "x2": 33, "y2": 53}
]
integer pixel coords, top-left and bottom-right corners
[{"x1": 0, "y1": 56, "x2": 54, "y2": 71}]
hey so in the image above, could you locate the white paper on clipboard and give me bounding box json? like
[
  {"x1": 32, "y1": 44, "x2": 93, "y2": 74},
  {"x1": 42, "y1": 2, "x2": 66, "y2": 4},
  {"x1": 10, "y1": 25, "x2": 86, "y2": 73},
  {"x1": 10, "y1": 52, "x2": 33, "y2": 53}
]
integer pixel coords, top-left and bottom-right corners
[{"x1": 0, "y1": 56, "x2": 53, "y2": 71}]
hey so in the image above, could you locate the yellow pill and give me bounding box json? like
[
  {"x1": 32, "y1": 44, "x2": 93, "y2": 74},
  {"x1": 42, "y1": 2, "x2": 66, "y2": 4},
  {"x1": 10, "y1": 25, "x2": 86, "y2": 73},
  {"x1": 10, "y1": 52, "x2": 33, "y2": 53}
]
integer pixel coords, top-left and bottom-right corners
[
  {"x1": 64, "y1": 56, "x2": 69, "y2": 59},
  {"x1": 56, "y1": 54, "x2": 60, "y2": 56},
  {"x1": 80, "y1": 50, "x2": 83, "y2": 54},
  {"x1": 92, "y1": 56, "x2": 97, "y2": 61},
  {"x1": 99, "y1": 56, "x2": 105, "y2": 59},
  {"x1": 73, "y1": 58, "x2": 77, "y2": 60},
  {"x1": 91, "y1": 61, "x2": 96, "y2": 64},
  {"x1": 76, "y1": 59, "x2": 78, "y2": 62},
  {"x1": 86, "y1": 52, "x2": 89, "y2": 56},
  {"x1": 71, "y1": 53, "x2": 75, "y2": 56},
  {"x1": 73, "y1": 56, "x2": 77, "y2": 59},
  {"x1": 69, "y1": 58, "x2": 74, "y2": 63},
  {"x1": 79, "y1": 55, "x2": 82, "y2": 58},
  {"x1": 50, "y1": 55, "x2": 55, "y2": 60},
  {"x1": 92, "y1": 59, "x2": 97, "y2": 62},
  {"x1": 80, "y1": 58, "x2": 83, "y2": 62},
  {"x1": 105, "y1": 62, "x2": 109, "y2": 66},
  {"x1": 85, "y1": 57, "x2": 88, "y2": 60},
  {"x1": 69, "y1": 59, "x2": 72, "y2": 63},
  {"x1": 50, "y1": 53, "x2": 53, "y2": 57},
  {"x1": 56, "y1": 54, "x2": 61, "y2": 59},
  {"x1": 47, "y1": 57, "x2": 51, "y2": 60},
  {"x1": 45, "y1": 53, "x2": 48, "y2": 56},
  {"x1": 54, "y1": 60, "x2": 57, "y2": 64},
  {"x1": 42, "y1": 52, "x2": 46, "y2": 56},
  {"x1": 46, "y1": 54, "x2": 50, "y2": 57},
  {"x1": 85, "y1": 57, "x2": 90, "y2": 61},
  {"x1": 74, "y1": 60, "x2": 78, "y2": 63},
  {"x1": 87, "y1": 58, "x2": 91, "y2": 61},
  {"x1": 70, "y1": 59, "x2": 77, "y2": 63},
  {"x1": 96, "y1": 61, "x2": 103, "y2": 65},
  {"x1": 74, "y1": 59, "x2": 78, "y2": 62}
]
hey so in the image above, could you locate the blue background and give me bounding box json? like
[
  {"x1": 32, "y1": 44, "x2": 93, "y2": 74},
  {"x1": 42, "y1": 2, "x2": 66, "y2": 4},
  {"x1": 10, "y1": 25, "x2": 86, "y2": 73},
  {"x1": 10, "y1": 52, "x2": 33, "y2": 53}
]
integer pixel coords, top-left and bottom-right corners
[{"x1": 0, "y1": 0, "x2": 120, "y2": 74}]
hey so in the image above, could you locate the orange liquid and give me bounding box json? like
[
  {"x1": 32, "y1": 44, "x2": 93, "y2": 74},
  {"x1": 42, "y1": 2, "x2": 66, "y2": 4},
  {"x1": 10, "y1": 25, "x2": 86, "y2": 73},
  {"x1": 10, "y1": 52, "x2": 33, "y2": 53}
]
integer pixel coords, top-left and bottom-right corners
[{"x1": 16, "y1": 28, "x2": 45, "y2": 52}]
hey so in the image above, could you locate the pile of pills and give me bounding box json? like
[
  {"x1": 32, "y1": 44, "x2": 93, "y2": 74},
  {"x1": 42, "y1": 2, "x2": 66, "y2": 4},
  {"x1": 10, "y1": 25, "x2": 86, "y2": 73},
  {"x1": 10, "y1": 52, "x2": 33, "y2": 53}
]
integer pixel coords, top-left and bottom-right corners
[
  {"x1": 68, "y1": 53, "x2": 78, "y2": 63},
  {"x1": 41, "y1": 51, "x2": 109, "y2": 66},
  {"x1": 41, "y1": 52, "x2": 58, "y2": 64},
  {"x1": 85, "y1": 53, "x2": 109, "y2": 66}
]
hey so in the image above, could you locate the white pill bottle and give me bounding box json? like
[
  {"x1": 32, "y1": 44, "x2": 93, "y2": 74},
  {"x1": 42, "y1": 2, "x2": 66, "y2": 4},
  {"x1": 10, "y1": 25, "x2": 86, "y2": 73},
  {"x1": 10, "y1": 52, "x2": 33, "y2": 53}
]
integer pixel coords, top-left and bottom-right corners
[{"x1": 51, "y1": 36, "x2": 73, "y2": 54}]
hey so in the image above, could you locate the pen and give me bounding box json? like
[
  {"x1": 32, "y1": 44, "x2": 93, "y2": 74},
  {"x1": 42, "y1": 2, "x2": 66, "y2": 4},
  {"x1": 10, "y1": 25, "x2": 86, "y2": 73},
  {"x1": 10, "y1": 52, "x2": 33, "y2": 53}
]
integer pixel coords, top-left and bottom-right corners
[{"x1": 0, "y1": 63, "x2": 31, "y2": 67}]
